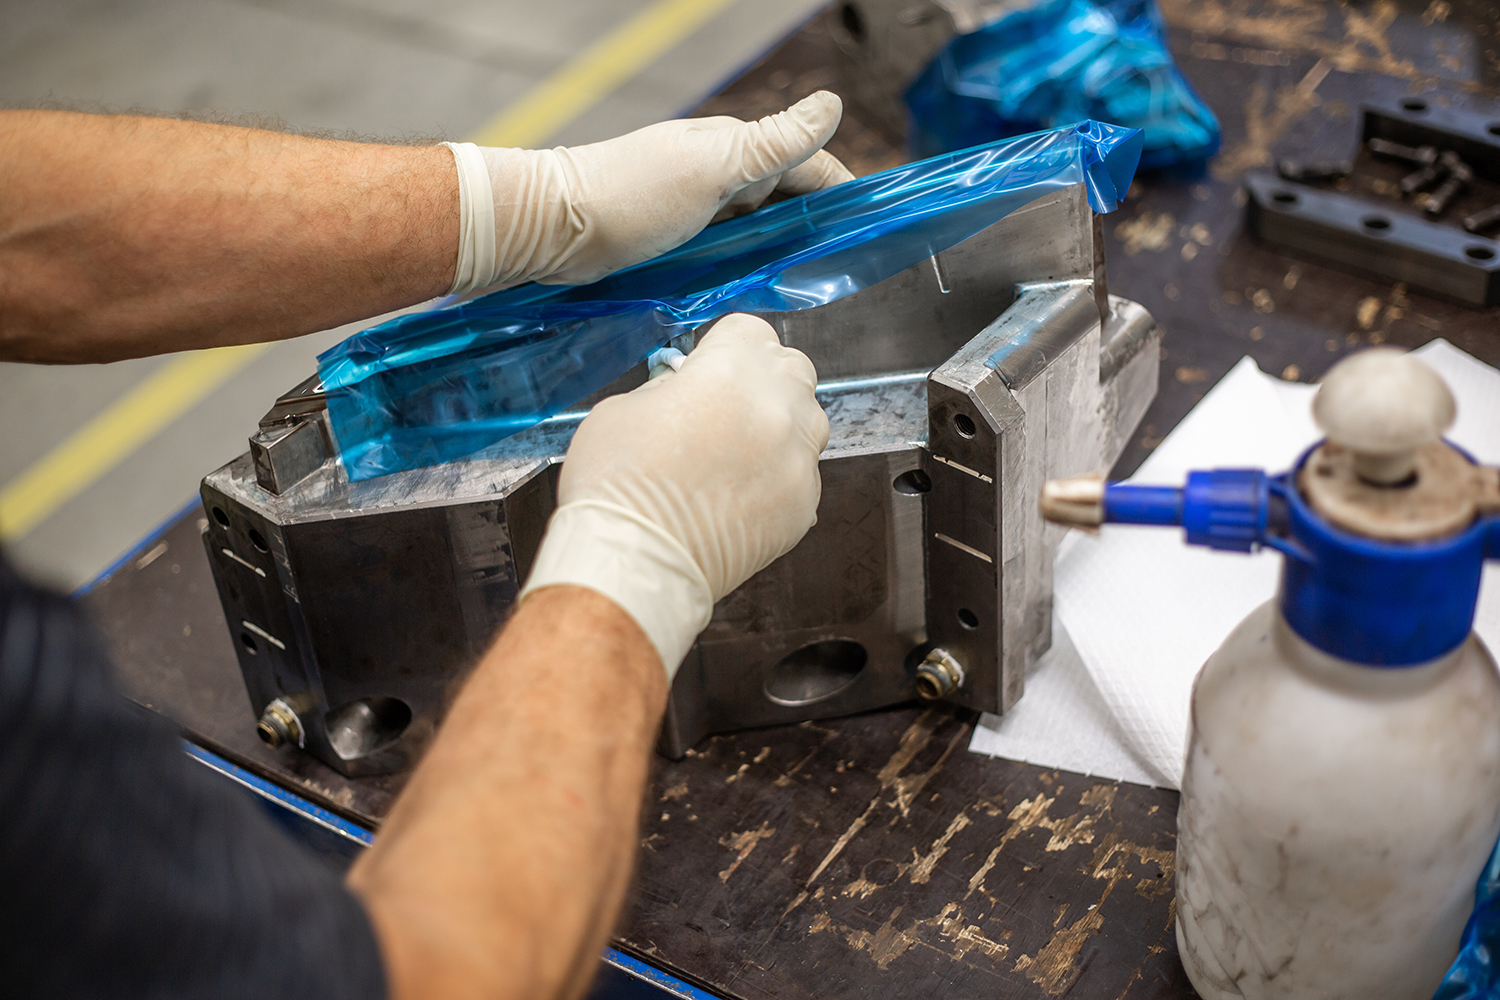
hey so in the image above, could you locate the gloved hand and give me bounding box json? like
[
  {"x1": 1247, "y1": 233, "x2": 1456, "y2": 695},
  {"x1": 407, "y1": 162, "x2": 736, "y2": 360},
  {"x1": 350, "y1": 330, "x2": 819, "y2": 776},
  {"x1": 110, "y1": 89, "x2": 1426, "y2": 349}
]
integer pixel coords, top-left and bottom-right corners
[
  {"x1": 440, "y1": 92, "x2": 854, "y2": 294},
  {"x1": 518, "y1": 313, "x2": 830, "y2": 675}
]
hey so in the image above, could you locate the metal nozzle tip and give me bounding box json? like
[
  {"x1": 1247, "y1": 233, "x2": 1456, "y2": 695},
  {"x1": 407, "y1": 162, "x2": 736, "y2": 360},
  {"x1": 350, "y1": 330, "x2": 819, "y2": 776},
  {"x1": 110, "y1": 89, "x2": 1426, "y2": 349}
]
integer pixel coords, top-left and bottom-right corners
[{"x1": 1039, "y1": 474, "x2": 1105, "y2": 528}]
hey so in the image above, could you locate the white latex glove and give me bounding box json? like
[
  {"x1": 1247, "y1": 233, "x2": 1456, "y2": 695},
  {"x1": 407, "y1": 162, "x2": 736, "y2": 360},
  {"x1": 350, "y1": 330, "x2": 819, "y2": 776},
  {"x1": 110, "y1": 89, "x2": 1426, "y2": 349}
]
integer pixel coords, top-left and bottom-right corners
[
  {"x1": 440, "y1": 92, "x2": 854, "y2": 294},
  {"x1": 518, "y1": 314, "x2": 830, "y2": 676}
]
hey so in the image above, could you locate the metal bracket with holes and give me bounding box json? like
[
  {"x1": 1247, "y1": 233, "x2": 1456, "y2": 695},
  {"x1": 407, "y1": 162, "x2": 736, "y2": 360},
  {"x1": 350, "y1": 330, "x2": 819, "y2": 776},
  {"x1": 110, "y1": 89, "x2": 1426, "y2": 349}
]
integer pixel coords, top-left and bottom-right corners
[{"x1": 1247, "y1": 98, "x2": 1500, "y2": 307}]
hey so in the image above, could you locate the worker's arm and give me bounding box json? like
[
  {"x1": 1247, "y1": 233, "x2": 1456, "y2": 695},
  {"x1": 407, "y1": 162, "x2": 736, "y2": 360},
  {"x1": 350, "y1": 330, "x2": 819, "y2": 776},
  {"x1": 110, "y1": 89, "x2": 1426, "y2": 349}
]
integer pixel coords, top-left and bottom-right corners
[
  {"x1": 347, "y1": 314, "x2": 830, "y2": 1000},
  {"x1": 349, "y1": 586, "x2": 663, "y2": 1000},
  {"x1": 0, "y1": 111, "x2": 458, "y2": 363},
  {"x1": 0, "y1": 95, "x2": 850, "y2": 364}
]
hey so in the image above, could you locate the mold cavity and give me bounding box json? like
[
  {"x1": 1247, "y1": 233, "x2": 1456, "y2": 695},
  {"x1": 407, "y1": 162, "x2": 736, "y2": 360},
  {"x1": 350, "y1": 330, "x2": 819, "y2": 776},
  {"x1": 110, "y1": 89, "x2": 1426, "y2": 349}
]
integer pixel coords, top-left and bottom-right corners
[
  {"x1": 1362, "y1": 215, "x2": 1392, "y2": 232},
  {"x1": 763, "y1": 640, "x2": 868, "y2": 707},
  {"x1": 953, "y1": 413, "x2": 978, "y2": 439},
  {"x1": 958, "y1": 607, "x2": 980, "y2": 630},
  {"x1": 212, "y1": 506, "x2": 231, "y2": 527},
  {"x1": 326, "y1": 697, "x2": 413, "y2": 760},
  {"x1": 1466, "y1": 245, "x2": 1497, "y2": 261},
  {"x1": 893, "y1": 469, "x2": 932, "y2": 494},
  {"x1": 247, "y1": 528, "x2": 269, "y2": 552}
]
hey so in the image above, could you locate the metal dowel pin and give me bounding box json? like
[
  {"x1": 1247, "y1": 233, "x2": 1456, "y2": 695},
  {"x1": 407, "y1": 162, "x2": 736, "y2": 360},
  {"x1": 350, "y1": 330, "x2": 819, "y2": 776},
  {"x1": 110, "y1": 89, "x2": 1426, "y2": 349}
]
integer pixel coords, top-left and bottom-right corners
[
  {"x1": 1402, "y1": 162, "x2": 1448, "y2": 195},
  {"x1": 1367, "y1": 138, "x2": 1439, "y2": 166},
  {"x1": 1278, "y1": 159, "x2": 1353, "y2": 182},
  {"x1": 1424, "y1": 154, "x2": 1472, "y2": 218},
  {"x1": 1463, "y1": 204, "x2": 1500, "y2": 235}
]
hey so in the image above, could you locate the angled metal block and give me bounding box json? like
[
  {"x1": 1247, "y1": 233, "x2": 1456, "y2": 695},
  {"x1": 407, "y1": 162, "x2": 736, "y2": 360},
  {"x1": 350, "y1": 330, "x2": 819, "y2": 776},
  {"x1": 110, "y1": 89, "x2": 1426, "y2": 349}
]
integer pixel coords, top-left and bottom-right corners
[{"x1": 201, "y1": 185, "x2": 1160, "y2": 775}]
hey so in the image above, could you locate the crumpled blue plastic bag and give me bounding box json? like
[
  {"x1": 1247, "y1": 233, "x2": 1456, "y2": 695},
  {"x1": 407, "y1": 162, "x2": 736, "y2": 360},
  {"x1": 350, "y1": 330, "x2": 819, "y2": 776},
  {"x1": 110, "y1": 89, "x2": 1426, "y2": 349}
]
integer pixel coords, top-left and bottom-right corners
[
  {"x1": 905, "y1": 0, "x2": 1218, "y2": 171},
  {"x1": 319, "y1": 120, "x2": 1143, "y2": 480},
  {"x1": 1434, "y1": 836, "x2": 1500, "y2": 999}
]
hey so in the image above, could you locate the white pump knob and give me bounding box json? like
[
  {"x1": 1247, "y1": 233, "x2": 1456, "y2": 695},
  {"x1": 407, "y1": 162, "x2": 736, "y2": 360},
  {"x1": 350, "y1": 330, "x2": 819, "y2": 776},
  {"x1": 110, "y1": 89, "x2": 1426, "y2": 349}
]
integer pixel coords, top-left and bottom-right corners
[{"x1": 1312, "y1": 348, "x2": 1455, "y2": 485}]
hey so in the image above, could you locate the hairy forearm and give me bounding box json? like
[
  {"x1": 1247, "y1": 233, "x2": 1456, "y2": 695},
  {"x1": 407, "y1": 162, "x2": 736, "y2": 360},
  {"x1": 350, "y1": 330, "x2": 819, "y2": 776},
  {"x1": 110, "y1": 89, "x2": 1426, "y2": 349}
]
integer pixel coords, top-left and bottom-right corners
[
  {"x1": 347, "y1": 585, "x2": 667, "y2": 1000},
  {"x1": 0, "y1": 110, "x2": 457, "y2": 362}
]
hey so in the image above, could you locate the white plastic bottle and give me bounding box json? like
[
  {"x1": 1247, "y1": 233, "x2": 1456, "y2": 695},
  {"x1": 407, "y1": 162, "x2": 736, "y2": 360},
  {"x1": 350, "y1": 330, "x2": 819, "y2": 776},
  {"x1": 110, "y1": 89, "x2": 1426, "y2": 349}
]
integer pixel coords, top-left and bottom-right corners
[
  {"x1": 1177, "y1": 602, "x2": 1500, "y2": 998},
  {"x1": 1040, "y1": 349, "x2": 1500, "y2": 999}
]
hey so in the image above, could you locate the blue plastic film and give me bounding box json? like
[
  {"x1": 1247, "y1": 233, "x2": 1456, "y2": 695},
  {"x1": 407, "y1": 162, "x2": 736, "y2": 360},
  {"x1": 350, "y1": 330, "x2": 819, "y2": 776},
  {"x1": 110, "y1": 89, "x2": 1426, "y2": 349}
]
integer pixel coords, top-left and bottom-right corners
[
  {"x1": 905, "y1": 0, "x2": 1219, "y2": 171},
  {"x1": 319, "y1": 120, "x2": 1143, "y2": 480},
  {"x1": 1435, "y1": 834, "x2": 1500, "y2": 1000}
]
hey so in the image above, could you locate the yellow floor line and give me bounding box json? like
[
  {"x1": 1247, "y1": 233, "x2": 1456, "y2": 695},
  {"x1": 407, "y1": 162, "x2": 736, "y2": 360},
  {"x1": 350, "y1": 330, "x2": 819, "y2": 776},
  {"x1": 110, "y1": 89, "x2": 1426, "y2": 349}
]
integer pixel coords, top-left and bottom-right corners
[
  {"x1": 0, "y1": 344, "x2": 270, "y2": 541},
  {"x1": 1, "y1": 0, "x2": 740, "y2": 543},
  {"x1": 468, "y1": 0, "x2": 739, "y2": 148}
]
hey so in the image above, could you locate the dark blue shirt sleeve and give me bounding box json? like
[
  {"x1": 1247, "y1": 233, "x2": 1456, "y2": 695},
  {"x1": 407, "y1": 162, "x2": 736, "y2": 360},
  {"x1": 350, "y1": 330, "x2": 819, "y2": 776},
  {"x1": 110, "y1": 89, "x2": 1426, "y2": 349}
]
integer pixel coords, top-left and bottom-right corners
[{"x1": 0, "y1": 555, "x2": 388, "y2": 1000}]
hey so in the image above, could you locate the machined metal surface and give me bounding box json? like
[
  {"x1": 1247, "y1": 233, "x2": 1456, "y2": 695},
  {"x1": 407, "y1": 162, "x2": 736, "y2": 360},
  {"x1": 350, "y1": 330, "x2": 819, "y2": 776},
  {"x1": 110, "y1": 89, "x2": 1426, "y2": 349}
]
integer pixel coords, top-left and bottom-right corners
[{"x1": 201, "y1": 184, "x2": 1160, "y2": 775}]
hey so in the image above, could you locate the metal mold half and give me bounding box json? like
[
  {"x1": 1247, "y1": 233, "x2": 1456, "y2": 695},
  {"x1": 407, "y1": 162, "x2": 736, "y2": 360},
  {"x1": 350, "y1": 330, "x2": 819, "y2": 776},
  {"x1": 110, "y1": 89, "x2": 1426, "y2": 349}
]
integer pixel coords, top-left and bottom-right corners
[{"x1": 201, "y1": 184, "x2": 1160, "y2": 775}]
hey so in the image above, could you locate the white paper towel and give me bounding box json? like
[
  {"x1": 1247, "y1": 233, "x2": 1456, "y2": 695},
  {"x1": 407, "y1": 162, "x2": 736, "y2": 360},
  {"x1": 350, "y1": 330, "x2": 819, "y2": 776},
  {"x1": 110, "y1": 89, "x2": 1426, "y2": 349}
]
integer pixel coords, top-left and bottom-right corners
[{"x1": 970, "y1": 339, "x2": 1500, "y2": 789}]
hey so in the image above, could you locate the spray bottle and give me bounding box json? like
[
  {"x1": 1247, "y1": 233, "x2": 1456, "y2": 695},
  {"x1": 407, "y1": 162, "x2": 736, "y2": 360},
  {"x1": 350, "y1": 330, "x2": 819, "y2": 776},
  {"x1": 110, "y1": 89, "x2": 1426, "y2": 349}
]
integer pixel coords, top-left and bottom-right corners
[{"x1": 1040, "y1": 349, "x2": 1500, "y2": 1000}]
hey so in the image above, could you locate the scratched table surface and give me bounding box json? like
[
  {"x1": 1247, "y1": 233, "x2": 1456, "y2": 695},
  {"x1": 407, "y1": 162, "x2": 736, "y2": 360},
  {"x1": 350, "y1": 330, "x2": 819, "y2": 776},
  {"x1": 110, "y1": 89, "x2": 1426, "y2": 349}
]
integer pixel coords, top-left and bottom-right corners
[{"x1": 86, "y1": 2, "x2": 1500, "y2": 998}]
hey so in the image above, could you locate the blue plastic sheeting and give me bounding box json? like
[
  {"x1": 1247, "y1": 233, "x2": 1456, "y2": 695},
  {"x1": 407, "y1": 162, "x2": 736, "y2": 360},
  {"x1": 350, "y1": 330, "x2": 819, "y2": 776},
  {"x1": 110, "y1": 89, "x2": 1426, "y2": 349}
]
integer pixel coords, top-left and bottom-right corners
[
  {"x1": 319, "y1": 120, "x2": 1142, "y2": 480},
  {"x1": 905, "y1": 0, "x2": 1219, "y2": 171},
  {"x1": 1434, "y1": 835, "x2": 1500, "y2": 999}
]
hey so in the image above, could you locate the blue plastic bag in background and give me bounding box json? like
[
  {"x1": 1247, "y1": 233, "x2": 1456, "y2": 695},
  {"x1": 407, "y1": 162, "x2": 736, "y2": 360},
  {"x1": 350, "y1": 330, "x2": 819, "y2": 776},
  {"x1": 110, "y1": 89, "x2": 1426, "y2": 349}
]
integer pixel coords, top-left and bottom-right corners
[
  {"x1": 319, "y1": 120, "x2": 1143, "y2": 481},
  {"x1": 905, "y1": 0, "x2": 1219, "y2": 171}
]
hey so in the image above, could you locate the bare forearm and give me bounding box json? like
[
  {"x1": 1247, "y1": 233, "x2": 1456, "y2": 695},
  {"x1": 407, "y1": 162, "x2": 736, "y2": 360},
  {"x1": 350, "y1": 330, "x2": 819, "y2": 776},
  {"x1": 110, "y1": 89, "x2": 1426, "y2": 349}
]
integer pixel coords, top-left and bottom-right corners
[
  {"x1": 347, "y1": 585, "x2": 666, "y2": 1000},
  {"x1": 0, "y1": 110, "x2": 457, "y2": 362}
]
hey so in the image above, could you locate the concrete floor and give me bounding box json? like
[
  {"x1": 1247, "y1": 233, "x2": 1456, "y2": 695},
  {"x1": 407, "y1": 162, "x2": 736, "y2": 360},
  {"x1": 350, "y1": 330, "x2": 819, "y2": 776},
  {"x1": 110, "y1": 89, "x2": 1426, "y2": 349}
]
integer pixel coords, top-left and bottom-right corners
[{"x1": 0, "y1": 0, "x2": 827, "y2": 589}]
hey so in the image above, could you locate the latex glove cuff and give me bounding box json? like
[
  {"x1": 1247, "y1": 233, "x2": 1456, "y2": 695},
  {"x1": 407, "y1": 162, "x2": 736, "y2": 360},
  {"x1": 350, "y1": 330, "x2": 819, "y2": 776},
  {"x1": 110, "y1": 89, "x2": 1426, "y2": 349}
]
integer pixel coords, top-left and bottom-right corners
[
  {"x1": 518, "y1": 499, "x2": 714, "y2": 678},
  {"x1": 440, "y1": 141, "x2": 499, "y2": 295}
]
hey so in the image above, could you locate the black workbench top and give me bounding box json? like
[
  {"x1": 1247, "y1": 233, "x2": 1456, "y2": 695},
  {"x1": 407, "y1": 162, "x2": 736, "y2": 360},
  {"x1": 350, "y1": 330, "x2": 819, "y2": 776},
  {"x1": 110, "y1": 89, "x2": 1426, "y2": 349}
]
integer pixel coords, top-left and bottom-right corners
[
  {"x1": 83, "y1": 2, "x2": 1500, "y2": 997},
  {"x1": 85, "y1": 507, "x2": 1190, "y2": 999}
]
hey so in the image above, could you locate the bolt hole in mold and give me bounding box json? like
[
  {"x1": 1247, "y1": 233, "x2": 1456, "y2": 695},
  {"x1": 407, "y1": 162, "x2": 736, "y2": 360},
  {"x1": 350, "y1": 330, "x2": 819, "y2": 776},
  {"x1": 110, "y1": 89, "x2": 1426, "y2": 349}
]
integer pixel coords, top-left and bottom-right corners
[
  {"x1": 953, "y1": 412, "x2": 978, "y2": 438},
  {"x1": 893, "y1": 469, "x2": 933, "y2": 494},
  {"x1": 240, "y1": 631, "x2": 258, "y2": 655},
  {"x1": 247, "y1": 527, "x2": 270, "y2": 552},
  {"x1": 1272, "y1": 189, "x2": 1299, "y2": 204},
  {"x1": 1363, "y1": 215, "x2": 1393, "y2": 232},
  {"x1": 325, "y1": 697, "x2": 412, "y2": 760},
  {"x1": 957, "y1": 607, "x2": 980, "y2": 630},
  {"x1": 1466, "y1": 245, "x2": 1497, "y2": 261},
  {"x1": 763, "y1": 640, "x2": 868, "y2": 706},
  {"x1": 212, "y1": 506, "x2": 230, "y2": 527},
  {"x1": 1489, "y1": 123, "x2": 1500, "y2": 137},
  {"x1": 1403, "y1": 98, "x2": 1429, "y2": 113}
]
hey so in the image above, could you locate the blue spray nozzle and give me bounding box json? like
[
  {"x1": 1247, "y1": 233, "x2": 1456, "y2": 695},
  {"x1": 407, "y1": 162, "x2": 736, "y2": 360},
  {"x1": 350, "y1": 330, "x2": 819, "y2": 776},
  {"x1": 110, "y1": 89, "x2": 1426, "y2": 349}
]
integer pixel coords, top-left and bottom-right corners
[
  {"x1": 1103, "y1": 470, "x2": 1269, "y2": 551},
  {"x1": 1053, "y1": 446, "x2": 1499, "y2": 666}
]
